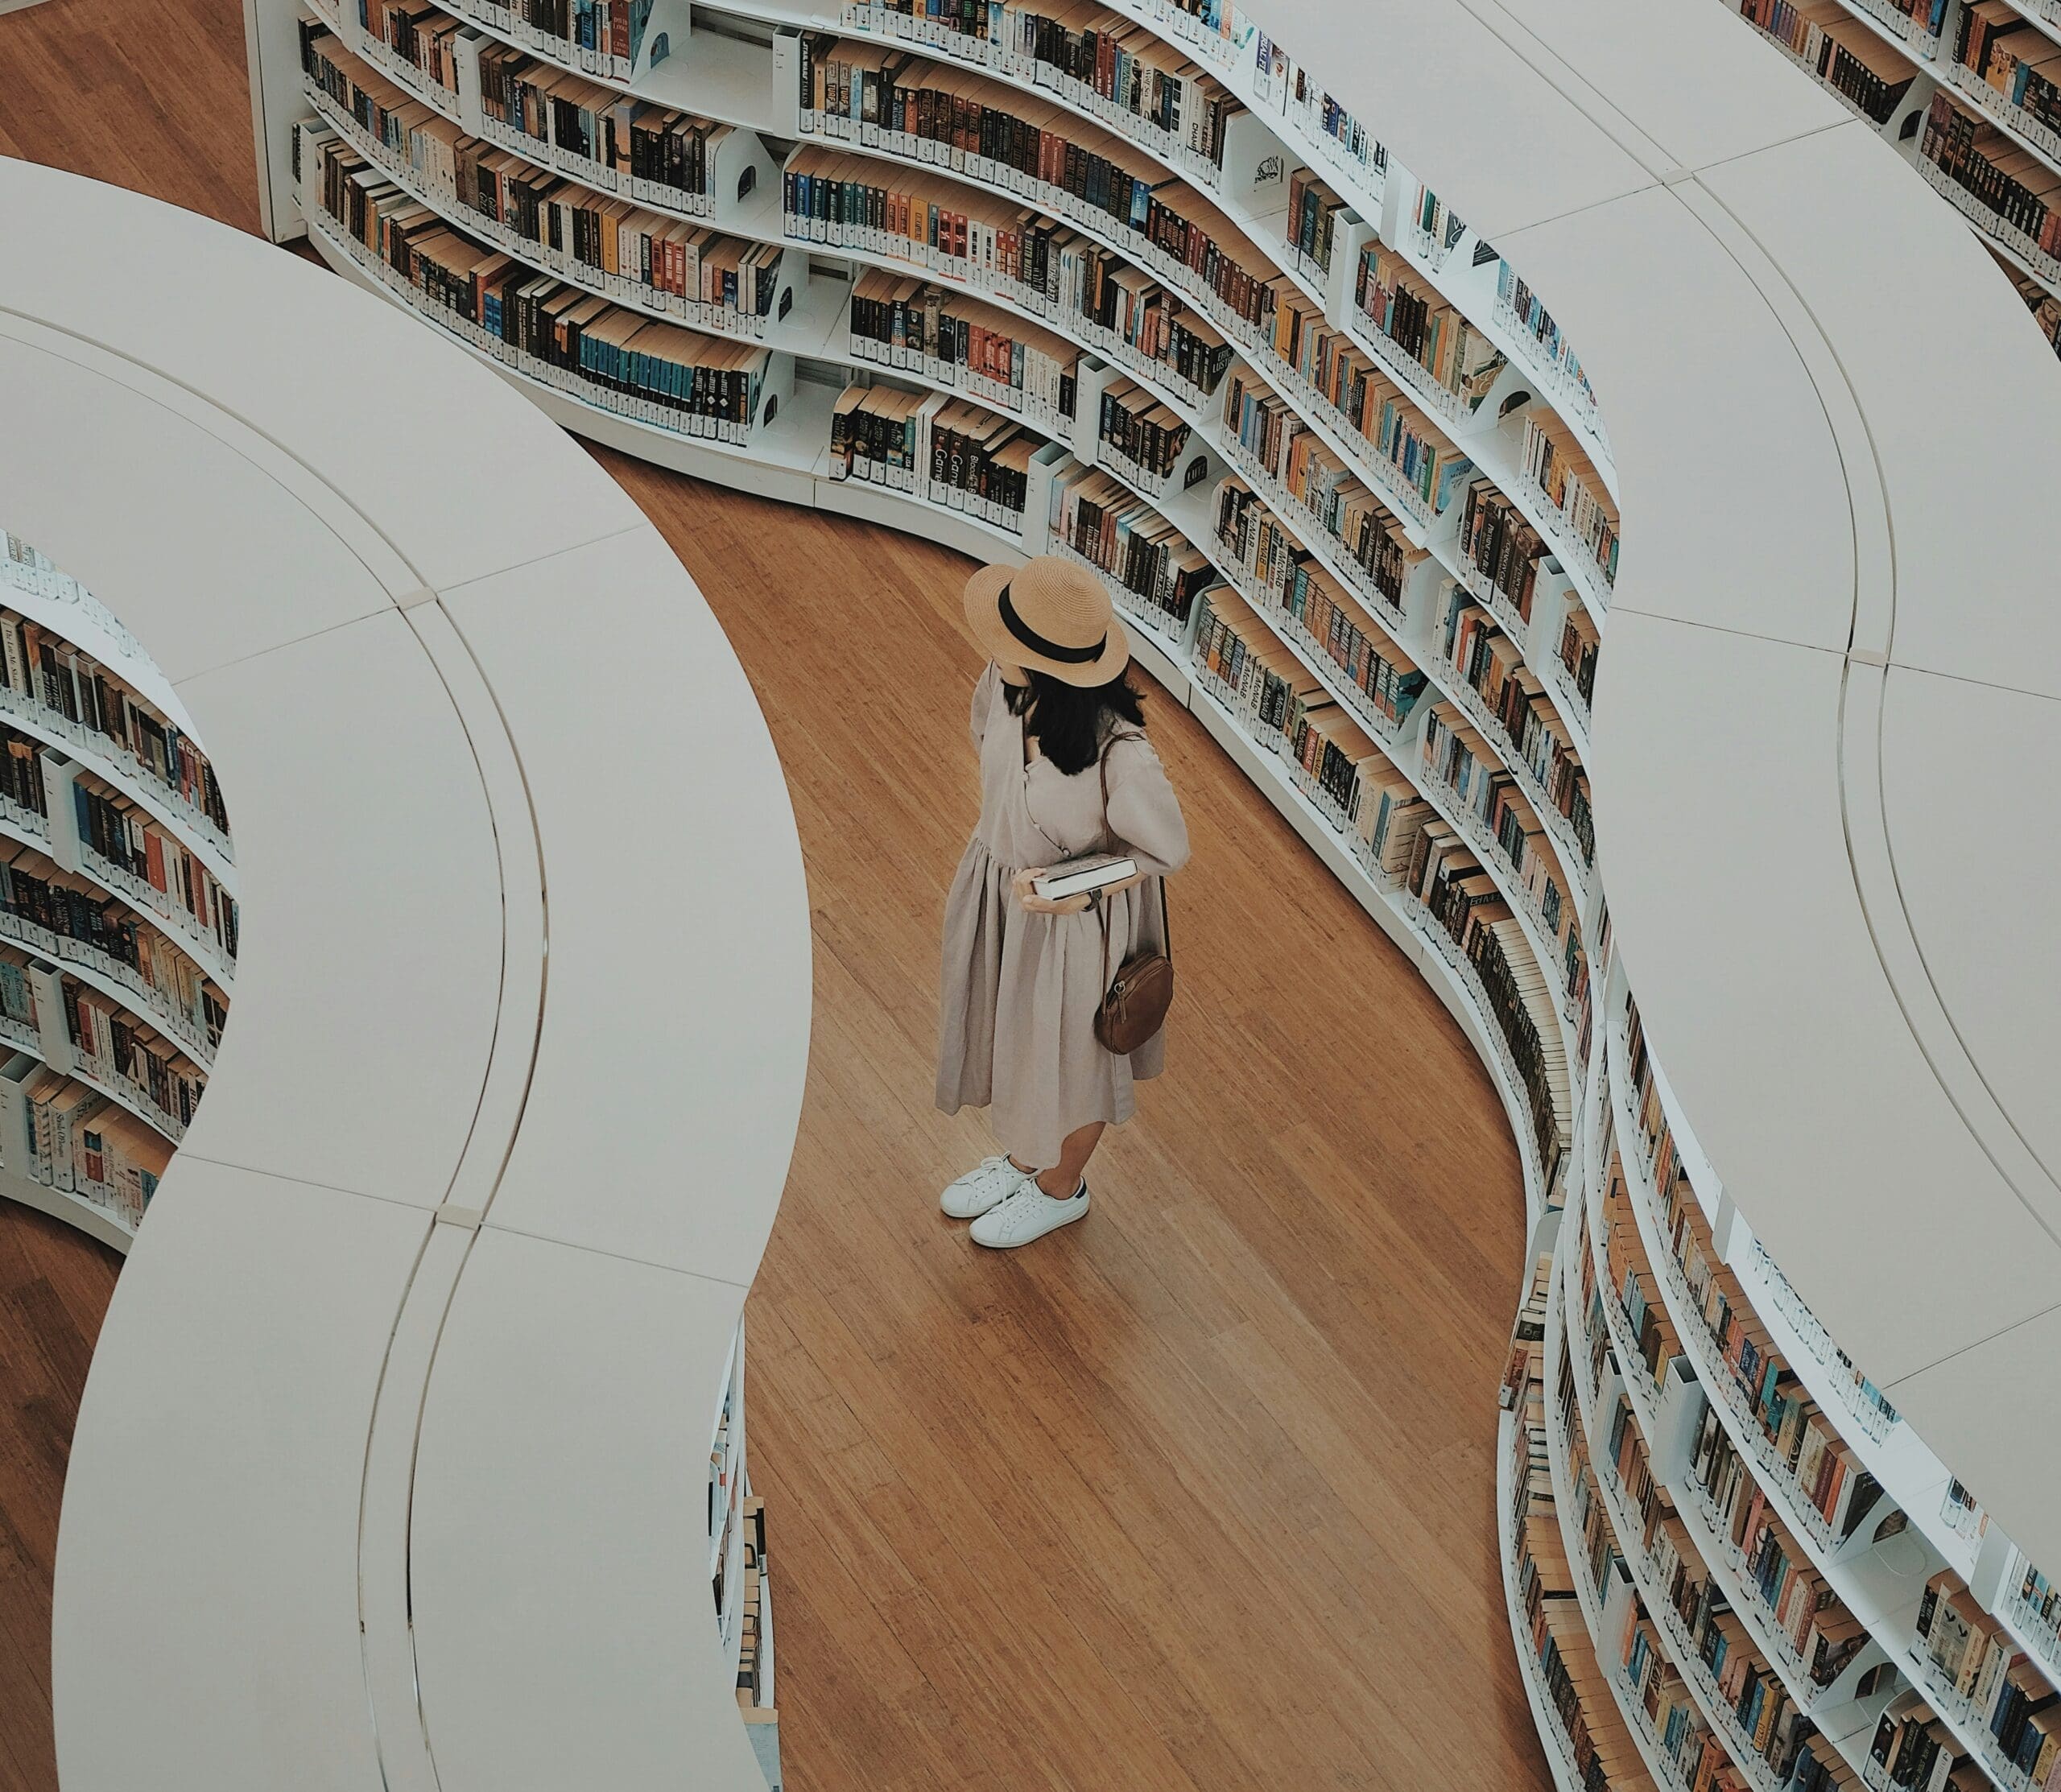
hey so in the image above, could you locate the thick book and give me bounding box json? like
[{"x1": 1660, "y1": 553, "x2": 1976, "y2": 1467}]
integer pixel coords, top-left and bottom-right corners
[{"x1": 1033, "y1": 853, "x2": 1137, "y2": 899}]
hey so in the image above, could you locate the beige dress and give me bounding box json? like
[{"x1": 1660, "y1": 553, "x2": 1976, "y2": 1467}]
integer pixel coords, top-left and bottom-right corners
[{"x1": 936, "y1": 663, "x2": 1192, "y2": 1166}]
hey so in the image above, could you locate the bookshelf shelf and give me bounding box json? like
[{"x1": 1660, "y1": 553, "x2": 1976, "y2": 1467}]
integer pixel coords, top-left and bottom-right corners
[
  {"x1": 1542, "y1": 1254, "x2": 1704, "y2": 1792},
  {"x1": 1499, "y1": 1406, "x2": 1609, "y2": 1792},
  {"x1": 1600, "y1": 1007, "x2": 2061, "y2": 1792},
  {"x1": 1576, "y1": 1179, "x2": 1897, "y2": 1778},
  {"x1": 1553, "y1": 1241, "x2": 1815, "y2": 1792}
]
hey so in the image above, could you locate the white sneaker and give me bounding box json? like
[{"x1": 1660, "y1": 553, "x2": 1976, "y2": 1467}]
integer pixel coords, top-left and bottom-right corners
[
  {"x1": 969, "y1": 1180, "x2": 1089, "y2": 1249},
  {"x1": 940, "y1": 1155, "x2": 1031, "y2": 1220}
]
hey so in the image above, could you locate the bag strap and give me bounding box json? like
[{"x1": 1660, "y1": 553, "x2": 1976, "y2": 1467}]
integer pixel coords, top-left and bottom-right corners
[{"x1": 1092, "y1": 734, "x2": 1171, "y2": 981}]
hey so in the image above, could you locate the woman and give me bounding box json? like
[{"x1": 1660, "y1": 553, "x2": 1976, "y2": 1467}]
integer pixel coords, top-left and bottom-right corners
[{"x1": 936, "y1": 555, "x2": 1191, "y2": 1249}]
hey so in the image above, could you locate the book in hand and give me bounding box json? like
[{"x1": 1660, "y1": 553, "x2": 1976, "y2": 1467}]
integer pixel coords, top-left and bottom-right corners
[{"x1": 1034, "y1": 854, "x2": 1137, "y2": 899}]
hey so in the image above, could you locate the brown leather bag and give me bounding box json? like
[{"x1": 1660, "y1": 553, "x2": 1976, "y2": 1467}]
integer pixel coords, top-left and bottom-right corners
[{"x1": 1091, "y1": 740, "x2": 1175, "y2": 1055}]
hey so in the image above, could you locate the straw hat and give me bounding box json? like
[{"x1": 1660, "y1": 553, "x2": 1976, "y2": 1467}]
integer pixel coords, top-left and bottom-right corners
[{"x1": 964, "y1": 555, "x2": 1130, "y2": 687}]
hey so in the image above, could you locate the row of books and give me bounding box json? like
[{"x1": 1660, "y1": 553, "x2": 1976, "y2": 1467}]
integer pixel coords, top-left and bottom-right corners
[
  {"x1": 1249, "y1": 303, "x2": 1477, "y2": 521},
  {"x1": 1508, "y1": 1336, "x2": 1660, "y2": 1792},
  {"x1": 69, "y1": 770, "x2": 240, "y2": 972},
  {"x1": 1645, "y1": 1136, "x2": 1889, "y2": 1556},
  {"x1": 0, "y1": 729, "x2": 43, "y2": 830},
  {"x1": 794, "y1": 37, "x2": 1287, "y2": 345},
  {"x1": 1354, "y1": 239, "x2": 1507, "y2": 419},
  {"x1": 2008, "y1": 1563, "x2": 2061, "y2": 1699},
  {"x1": 474, "y1": 38, "x2": 729, "y2": 207},
  {"x1": 850, "y1": 268, "x2": 1080, "y2": 428},
  {"x1": 1190, "y1": 584, "x2": 1382, "y2": 835},
  {"x1": 1457, "y1": 477, "x2": 1549, "y2": 626},
  {"x1": 828, "y1": 385, "x2": 1043, "y2": 524},
  {"x1": 1282, "y1": 167, "x2": 1345, "y2": 277},
  {"x1": 1795, "y1": 1732, "x2": 1862, "y2": 1792},
  {"x1": 1585, "y1": 1540, "x2": 1745, "y2": 1792},
  {"x1": 0, "y1": 947, "x2": 35, "y2": 1045},
  {"x1": 1596, "y1": 1369, "x2": 1817, "y2": 1790},
  {"x1": 1209, "y1": 476, "x2": 1426, "y2": 735},
  {"x1": 1522, "y1": 411, "x2": 1620, "y2": 596},
  {"x1": 449, "y1": 0, "x2": 655, "y2": 82},
  {"x1": 733, "y1": 1497, "x2": 774, "y2": 1719},
  {"x1": 1557, "y1": 605, "x2": 1599, "y2": 721},
  {"x1": 62, "y1": 975, "x2": 204, "y2": 1142},
  {"x1": 798, "y1": 38, "x2": 1162, "y2": 225},
  {"x1": 1049, "y1": 462, "x2": 1214, "y2": 625},
  {"x1": 0, "y1": 1051, "x2": 172, "y2": 1229},
  {"x1": 0, "y1": 842, "x2": 223, "y2": 1061},
  {"x1": 1731, "y1": 0, "x2": 1917, "y2": 126},
  {"x1": 1920, "y1": 92, "x2": 2061, "y2": 276},
  {"x1": 1914, "y1": 1570, "x2": 2061, "y2": 1786},
  {"x1": 1494, "y1": 260, "x2": 1606, "y2": 441},
  {"x1": 792, "y1": 149, "x2": 1239, "y2": 407},
  {"x1": 838, "y1": 0, "x2": 1245, "y2": 178},
  {"x1": 1420, "y1": 701, "x2": 1583, "y2": 985},
  {"x1": 1439, "y1": 590, "x2": 1594, "y2": 865},
  {"x1": 1407, "y1": 815, "x2": 1570, "y2": 1184},
  {"x1": 1560, "y1": 1381, "x2": 1745, "y2": 1792},
  {"x1": 1578, "y1": 1410, "x2": 1746, "y2": 1792},
  {"x1": 1955, "y1": 3, "x2": 2061, "y2": 153},
  {"x1": 1096, "y1": 373, "x2": 1191, "y2": 486},
  {"x1": 1863, "y1": 1693, "x2": 1988, "y2": 1792},
  {"x1": 1616, "y1": 1195, "x2": 1879, "y2": 1697},
  {"x1": 361, "y1": 0, "x2": 466, "y2": 98},
  {"x1": 1595, "y1": 1164, "x2": 1684, "y2": 1400},
  {"x1": 304, "y1": 29, "x2": 786, "y2": 327},
  {"x1": 305, "y1": 130, "x2": 776, "y2": 440},
  {"x1": 0, "y1": 594, "x2": 229, "y2": 844}
]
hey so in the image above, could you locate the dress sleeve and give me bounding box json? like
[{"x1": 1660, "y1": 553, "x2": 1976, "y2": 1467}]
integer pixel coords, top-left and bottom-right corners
[
  {"x1": 1105, "y1": 733, "x2": 1191, "y2": 877},
  {"x1": 970, "y1": 661, "x2": 1002, "y2": 749}
]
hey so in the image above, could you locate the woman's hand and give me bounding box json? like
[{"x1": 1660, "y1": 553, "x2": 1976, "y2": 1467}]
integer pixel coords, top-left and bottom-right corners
[{"x1": 1011, "y1": 868, "x2": 1092, "y2": 915}]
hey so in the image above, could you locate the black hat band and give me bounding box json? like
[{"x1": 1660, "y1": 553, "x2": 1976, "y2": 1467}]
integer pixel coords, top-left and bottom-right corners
[{"x1": 997, "y1": 581, "x2": 1107, "y2": 665}]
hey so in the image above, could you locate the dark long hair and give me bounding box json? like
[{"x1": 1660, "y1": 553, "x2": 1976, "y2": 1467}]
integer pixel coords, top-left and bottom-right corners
[{"x1": 1004, "y1": 667, "x2": 1146, "y2": 776}]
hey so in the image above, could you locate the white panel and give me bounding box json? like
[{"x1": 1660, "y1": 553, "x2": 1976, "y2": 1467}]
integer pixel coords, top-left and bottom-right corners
[
  {"x1": 1501, "y1": 184, "x2": 1857, "y2": 651},
  {"x1": 1699, "y1": 130, "x2": 2061, "y2": 697},
  {"x1": 175, "y1": 611, "x2": 506, "y2": 1206},
  {"x1": 1589, "y1": 611, "x2": 2061, "y2": 1380},
  {"x1": 440, "y1": 527, "x2": 809, "y2": 1284},
  {"x1": 1480, "y1": 0, "x2": 1844, "y2": 171},
  {"x1": 0, "y1": 332, "x2": 386, "y2": 679},
  {"x1": 1880, "y1": 671, "x2": 2061, "y2": 1222},
  {"x1": 1887, "y1": 1304, "x2": 2061, "y2": 1583},
  {"x1": 0, "y1": 159, "x2": 646, "y2": 592},
  {"x1": 409, "y1": 1228, "x2": 765, "y2": 1792},
  {"x1": 1237, "y1": 0, "x2": 1655, "y2": 235},
  {"x1": 52, "y1": 1161, "x2": 427, "y2": 1792}
]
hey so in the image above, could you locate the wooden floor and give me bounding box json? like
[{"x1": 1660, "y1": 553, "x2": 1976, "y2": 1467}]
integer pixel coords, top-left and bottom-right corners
[{"x1": 0, "y1": 6, "x2": 1549, "y2": 1789}]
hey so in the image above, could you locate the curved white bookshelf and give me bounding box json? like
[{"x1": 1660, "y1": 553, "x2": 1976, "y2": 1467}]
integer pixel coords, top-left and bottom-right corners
[
  {"x1": 1711, "y1": 0, "x2": 2061, "y2": 311},
  {"x1": 230, "y1": 0, "x2": 2061, "y2": 1785},
  {"x1": 1576, "y1": 1164, "x2": 1899, "y2": 1783},
  {"x1": 287, "y1": 22, "x2": 1596, "y2": 1105},
  {"x1": 0, "y1": 153, "x2": 809, "y2": 1792},
  {"x1": 0, "y1": 536, "x2": 234, "y2": 1242}
]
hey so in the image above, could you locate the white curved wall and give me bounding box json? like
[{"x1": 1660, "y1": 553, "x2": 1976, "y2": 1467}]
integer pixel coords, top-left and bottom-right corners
[{"x1": 0, "y1": 157, "x2": 811, "y2": 1792}]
